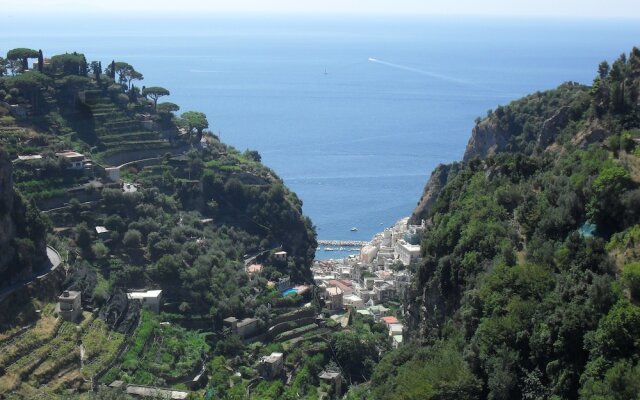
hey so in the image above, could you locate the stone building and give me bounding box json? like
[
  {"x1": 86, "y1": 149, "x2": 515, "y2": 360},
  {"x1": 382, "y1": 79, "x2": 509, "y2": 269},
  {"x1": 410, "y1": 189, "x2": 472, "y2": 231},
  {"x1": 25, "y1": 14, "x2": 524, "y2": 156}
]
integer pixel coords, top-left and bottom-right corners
[
  {"x1": 258, "y1": 352, "x2": 284, "y2": 379},
  {"x1": 127, "y1": 290, "x2": 163, "y2": 313},
  {"x1": 58, "y1": 290, "x2": 82, "y2": 322}
]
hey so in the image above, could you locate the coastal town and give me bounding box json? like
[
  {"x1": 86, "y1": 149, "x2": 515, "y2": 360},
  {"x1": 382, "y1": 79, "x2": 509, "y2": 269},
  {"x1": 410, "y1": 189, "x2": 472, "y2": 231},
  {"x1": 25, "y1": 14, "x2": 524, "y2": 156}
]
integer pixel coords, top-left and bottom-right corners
[{"x1": 311, "y1": 217, "x2": 423, "y2": 348}]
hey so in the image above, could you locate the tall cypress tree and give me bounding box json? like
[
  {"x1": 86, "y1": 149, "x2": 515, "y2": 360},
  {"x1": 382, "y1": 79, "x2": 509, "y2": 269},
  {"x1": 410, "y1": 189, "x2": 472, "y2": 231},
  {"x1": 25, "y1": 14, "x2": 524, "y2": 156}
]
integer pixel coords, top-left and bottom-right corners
[
  {"x1": 110, "y1": 60, "x2": 116, "y2": 79},
  {"x1": 81, "y1": 55, "x2": 88, "y2": 75},
  {"x1": 37, "y1": 49, "x2": 43, "y2": 73}
]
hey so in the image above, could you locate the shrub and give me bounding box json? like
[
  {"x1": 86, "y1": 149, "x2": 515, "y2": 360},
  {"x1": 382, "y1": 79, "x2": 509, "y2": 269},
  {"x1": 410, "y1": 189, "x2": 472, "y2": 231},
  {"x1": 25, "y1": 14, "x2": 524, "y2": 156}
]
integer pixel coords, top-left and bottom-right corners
[
  {"x1": 622, "y1": 262, "x2": 640, "y2": 300},
  {"x1": 123, "y1": 229, "x2": 142, "y2": 248},
  {"x1": 92, "y1": 242, "x2": 109, "y2": 259}
]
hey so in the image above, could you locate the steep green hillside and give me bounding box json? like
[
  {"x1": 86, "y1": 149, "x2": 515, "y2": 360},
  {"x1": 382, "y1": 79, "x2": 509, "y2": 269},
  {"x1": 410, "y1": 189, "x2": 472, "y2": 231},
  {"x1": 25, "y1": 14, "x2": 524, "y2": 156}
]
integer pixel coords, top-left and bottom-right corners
[
  {"x1": 0, "y1": 148, "x2": 47, "y2": 284},
  {"x1": 366, "y1": 48, "x2": 640, "y2": 400},
  {"x1": 0, "y1": 48, "x2": 316, "y2": 396}
]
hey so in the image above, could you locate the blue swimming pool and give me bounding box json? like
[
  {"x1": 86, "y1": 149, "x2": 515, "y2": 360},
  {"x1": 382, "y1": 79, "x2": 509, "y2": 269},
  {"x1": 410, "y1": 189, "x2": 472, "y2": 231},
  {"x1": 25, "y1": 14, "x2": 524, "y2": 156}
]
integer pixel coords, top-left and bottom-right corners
[{"x1": 282, "y1": 288, "x2": 298, "y2": 296}]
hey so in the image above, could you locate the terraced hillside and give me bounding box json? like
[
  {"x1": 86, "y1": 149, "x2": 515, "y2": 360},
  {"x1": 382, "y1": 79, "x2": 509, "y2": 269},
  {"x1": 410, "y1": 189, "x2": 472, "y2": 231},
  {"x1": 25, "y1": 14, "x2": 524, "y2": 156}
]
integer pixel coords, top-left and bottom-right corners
[
  {"x1": 0, "y1": 303, "x2": 124, "y2": 397},
  {"x1": 0, "y1": 49, "x2": 317, "y2": 398},
  {"x1": 82, "y1": 89, "x2": 173, "y2": 162}
]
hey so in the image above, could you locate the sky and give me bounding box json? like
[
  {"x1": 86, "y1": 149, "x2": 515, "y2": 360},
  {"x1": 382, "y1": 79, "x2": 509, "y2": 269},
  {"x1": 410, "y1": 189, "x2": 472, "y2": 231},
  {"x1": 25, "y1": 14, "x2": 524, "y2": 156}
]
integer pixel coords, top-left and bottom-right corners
[{"x1": 2, "y1": 0, "x2": 640, "y2": 18}]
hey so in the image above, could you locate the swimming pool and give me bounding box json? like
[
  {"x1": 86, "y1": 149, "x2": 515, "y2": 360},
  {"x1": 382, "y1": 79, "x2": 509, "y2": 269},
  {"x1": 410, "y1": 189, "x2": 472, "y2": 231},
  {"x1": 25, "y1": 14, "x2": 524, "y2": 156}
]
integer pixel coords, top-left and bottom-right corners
[{"x1": 282, "y1": 288, "x2": 299, "y2": 296}]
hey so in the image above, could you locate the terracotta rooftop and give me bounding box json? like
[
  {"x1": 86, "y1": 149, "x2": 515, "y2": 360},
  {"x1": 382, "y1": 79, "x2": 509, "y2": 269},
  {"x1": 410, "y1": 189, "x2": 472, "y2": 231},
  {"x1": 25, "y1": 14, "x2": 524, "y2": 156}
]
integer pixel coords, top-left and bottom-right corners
[{"x1": 381, "y1": 316, "x2": 399, "y2": 325}]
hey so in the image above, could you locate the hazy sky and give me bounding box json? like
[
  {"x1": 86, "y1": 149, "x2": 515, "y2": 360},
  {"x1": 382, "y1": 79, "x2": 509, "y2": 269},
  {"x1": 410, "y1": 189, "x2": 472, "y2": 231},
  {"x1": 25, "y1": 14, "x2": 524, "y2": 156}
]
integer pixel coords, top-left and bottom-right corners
[{"x1": 4, "y1": 0, "x2": 640, "y2": 18}]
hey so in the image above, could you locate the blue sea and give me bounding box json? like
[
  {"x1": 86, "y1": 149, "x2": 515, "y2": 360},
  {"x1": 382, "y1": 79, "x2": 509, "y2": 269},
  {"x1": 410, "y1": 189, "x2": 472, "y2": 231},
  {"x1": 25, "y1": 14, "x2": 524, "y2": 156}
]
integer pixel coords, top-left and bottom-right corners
[{"x1": 2, "y1": 14, "x2": 640, "y2": 260}]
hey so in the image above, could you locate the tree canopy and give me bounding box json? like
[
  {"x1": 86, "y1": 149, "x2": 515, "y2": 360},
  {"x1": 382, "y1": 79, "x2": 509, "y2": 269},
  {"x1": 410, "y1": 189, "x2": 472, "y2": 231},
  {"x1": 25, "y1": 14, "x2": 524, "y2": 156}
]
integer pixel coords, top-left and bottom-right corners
[
  {"x1": 5, "y1": 70, "x2": 51, "y2": 90},
  {"x1": 180, "y1": 111, "x2": 209, "y2": 141},
  {"x1": 111, "y1": 61, "x2": 143, "y2": 90},
  {"x1": 50, "y1": 53, "x2": 87, "y2": 75},
  {"x1": 157, "y1": 102, "x2": 180, "y2": 114},
  {"x1": 6, "y1": 48, "x2": 39, "y2": 70},
  {"x1": 142, "y1": 86, "x2": 170, "y2": 110}
]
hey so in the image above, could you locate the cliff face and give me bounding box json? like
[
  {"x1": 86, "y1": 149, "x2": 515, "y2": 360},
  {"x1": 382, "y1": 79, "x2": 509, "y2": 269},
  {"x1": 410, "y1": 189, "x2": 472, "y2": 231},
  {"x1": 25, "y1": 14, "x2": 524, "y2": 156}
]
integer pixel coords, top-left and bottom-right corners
[
  {"x1": 462, "y1": 83, "x2": 590, "y2": 162},
  {"x1": 462, "y1": 117, "x2": 513, "y2": 162},
  {"x1": 0, "y1": 149, "x2": 47, "y2": 284},
  {"x1": 409, "y1": 163, "x2": 458, "y2": 225},
  {"x1": 411, "y1": 84, "x2": 589, "y2": 221}
]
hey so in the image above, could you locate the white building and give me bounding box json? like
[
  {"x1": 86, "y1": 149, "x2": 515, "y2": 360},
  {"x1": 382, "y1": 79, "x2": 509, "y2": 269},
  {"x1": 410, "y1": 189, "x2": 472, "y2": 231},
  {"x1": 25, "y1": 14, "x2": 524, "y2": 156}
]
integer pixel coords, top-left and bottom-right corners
[
  {"x1": 56, "y1": 151, "x2": 87, "y2": 170},
  {"x1": 389, "y1": 323, "x2": 404, "y2": 337},
  {"x1": 127, "y1": 290, "x2": 163, "y2": 313},
  {"x1": 392, "y1": 334, "x2": 403, "y2": 349},
  {"x1": 343, "y1": 294, "x2": 364, "y2": 309},
  {"x1": 360, "y1": 245, "x2": 378, "y2": 264},
  {"x1": 395, "y1": 240, "x2": 421, "y2": 265}
]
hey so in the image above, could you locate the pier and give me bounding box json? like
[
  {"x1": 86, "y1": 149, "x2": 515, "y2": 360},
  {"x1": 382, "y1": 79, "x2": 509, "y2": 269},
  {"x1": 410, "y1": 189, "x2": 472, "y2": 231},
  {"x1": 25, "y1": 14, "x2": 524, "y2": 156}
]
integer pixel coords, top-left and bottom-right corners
[{"x1": 317, "y1": 240, "x2": 368, "y2": 247}]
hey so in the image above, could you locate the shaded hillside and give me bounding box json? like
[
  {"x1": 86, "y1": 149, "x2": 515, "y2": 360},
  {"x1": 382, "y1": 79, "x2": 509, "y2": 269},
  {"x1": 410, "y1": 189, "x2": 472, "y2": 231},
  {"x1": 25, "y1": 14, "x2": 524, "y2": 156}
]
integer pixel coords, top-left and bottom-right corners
[
  {"x1": 368, "y1": 48, "x2": 640, "y2": 400},
  {"x1": 0, "y1": 148, "x2": 47, "y2": 284}
]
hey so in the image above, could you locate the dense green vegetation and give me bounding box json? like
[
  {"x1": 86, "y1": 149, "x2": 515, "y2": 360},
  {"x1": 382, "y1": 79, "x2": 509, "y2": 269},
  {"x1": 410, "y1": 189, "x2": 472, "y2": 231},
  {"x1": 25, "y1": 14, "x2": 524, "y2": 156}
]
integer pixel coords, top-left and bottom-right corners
[
  {"x1": 5, "y1": 42, "x2": 640, "y2": 400},
  {"x1": 102, "y1": 311, "x2": 209, "y2": 387},
  {"x1": 203, "y1": 312, "x2": 390, "y2": 400},
  {"x1": 0, "y1": 47, "x2": 317, "y2": 397},
  {"x1": 0, "y1": 149, "x2": 48, "y2": 284},
  {"x1": 0, "y1": 46, "x2": 315, "y2": 315},
  {"x1": 363, "y1": 48, "x2": 640, "y2": 400}
]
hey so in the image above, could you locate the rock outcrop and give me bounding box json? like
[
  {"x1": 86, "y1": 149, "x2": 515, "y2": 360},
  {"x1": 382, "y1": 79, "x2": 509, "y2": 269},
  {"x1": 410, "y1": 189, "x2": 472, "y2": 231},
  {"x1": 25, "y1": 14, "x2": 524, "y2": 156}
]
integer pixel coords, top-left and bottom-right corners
[
  {"x1": 572, "y1": 122, "x2": 611, "y2": 148},
  {"x1": 410, "y1": 163, "x2": 458, "y2": 225},
  {"x1": 462, "y1": 117, "x2": 512, "y2": 162},
  {"x1": 536, "y1": 106, "x2": 571, "y2": 151}
]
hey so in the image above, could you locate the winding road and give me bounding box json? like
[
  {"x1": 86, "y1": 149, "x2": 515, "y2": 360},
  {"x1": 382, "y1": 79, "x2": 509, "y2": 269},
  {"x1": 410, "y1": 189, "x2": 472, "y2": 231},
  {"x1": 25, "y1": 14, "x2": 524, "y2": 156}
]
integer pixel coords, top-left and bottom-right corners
[{"x1": 0, "y1": 246, "x2": 63, "y2": 303}]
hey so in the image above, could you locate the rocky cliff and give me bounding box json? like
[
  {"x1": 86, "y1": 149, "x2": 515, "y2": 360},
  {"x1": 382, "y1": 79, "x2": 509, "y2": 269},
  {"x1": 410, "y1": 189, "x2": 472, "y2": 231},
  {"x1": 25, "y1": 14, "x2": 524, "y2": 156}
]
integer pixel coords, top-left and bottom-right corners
[
  {"x1": 462, "y1": 116, "x2": 513, "y2": 162},
  {"x1": 0, "y1": 149, "x2": 47, "y2": 284},
  {"x1": 462, "y1": 83, "x2": 589, "y2": 162},
  {"x1": 409, "y1": 163, "x2": 459, "y2": 225}
]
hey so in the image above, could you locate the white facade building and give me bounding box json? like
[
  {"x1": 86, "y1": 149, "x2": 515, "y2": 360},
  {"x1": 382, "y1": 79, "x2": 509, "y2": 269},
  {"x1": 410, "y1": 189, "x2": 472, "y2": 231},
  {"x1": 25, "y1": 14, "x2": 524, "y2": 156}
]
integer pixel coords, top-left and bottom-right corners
[
  {"x1": 360, "y1": 245, "x2": 379, "y2": 264},
  {"x1": 395, "y1": 240, "x2": 421, "y2": 265},
  {"x1": 127, "y1": 290, "x2": 163, "y2": 313},
  {"x1": 343, "y1": 294, "x2": 364, "y2": 309}
]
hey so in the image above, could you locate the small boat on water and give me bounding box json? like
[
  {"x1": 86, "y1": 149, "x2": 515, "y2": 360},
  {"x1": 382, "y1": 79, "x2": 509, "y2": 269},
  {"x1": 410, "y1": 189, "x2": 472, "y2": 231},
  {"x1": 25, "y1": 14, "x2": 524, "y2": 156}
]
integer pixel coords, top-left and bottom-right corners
[
  {"x1": 350, "y1": 227, "x2": 358, "y2": 232},
  {"x1": 324, "y1": 247, "x2": 336, "y2": 251}
]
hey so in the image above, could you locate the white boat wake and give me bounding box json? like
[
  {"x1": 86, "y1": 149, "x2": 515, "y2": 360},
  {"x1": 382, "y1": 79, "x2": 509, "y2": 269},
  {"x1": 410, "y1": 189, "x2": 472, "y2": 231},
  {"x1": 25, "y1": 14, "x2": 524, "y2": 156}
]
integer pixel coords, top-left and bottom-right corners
[{"x1": 368, "y1": 57, "x2": 495, "y2": 91}]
